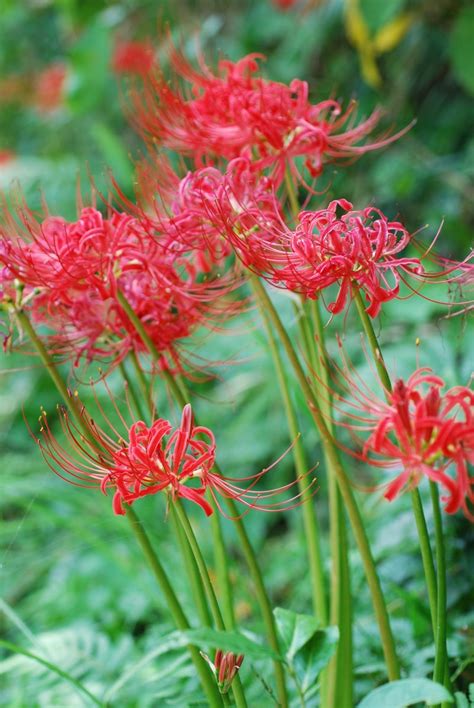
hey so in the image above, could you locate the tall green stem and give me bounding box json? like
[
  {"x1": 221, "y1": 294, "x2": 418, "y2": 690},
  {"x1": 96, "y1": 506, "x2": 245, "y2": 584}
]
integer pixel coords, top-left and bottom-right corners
[
  {"x1": 17, "y1": 309, "x2": 222, "y2": 706},
  {"x1": 125, "y1": 507, "x2": 223, "y2": 707},
  {"x1": 255, "y1": 289, "x2": 327, "y2": 624},
  {"x1": 310, "y1": 299, "x2": 353, "y2": 708},
  {"x1": 117, "y1": 289, "x2": 288, "y2": 707},
  {"x1": 251, "y1": 276, "x2": 400, "y2": 681},
  {"x1": 352, "y1": 287, "x2": 450, "y2": 693},
  {"x1": 429, "y1": 483, "x2": 448, "y2": 688}
]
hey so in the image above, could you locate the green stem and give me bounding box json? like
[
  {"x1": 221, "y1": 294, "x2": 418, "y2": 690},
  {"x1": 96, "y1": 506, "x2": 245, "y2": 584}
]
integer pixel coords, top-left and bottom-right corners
[
  {"x1": 429, "y1": 482, "x2": 448, "y2": 688},
  {"x1": 410, "y1": 489, "x2": 437, "y2": 630},
  {"x1": 352, "y1": 286, "x2": 451, "y2": 696},
  {"x1": 125, "y1": 507, "x2": 223, "y2": 707},
  {"x1": 19, "y1": 307, "x2": 222, "y2": 705},
  {"x1": 255, "y1": 285, "x2": 327, "y2": 623},
  {"x1": 303, "y1": 299, "x2": 352, "y2": 707},
  {"x1": 211, "y1": 510, "x2": 236, "y2": 630},
  {"x1": 284, "y1": 167, "x2": 300, "y2": 219},
  {"x1": 16, "y1": 309, "x2": 84, "y2": 430},
  {"x1": 170, "y1": 505, "x2": 214, "y2": 628},
  {"x1": 118, "y1": 360, "x2": 147, "y2": 421},
  {"x1": 117, "y1": 289, "x2": 287, "y2": 706},
  {"x1": 128, "y1": 350, "x2": 153, "y2": 415},
  {"x1": 173, "y1": 503, "x2": 247, "y2": 708},
  {"x1": 251, "y1": 275, "x2": 400, "y2": 681}
]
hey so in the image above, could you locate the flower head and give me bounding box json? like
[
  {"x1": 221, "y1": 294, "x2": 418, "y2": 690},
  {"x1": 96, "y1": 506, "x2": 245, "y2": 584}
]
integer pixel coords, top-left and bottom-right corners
[
  {"x1": 1, "y1": 199, "x2": 238, "y2": 369},
  {"x1": 213, "y1": 650, "x2": 244, "y2": 694},
  {"x1": 131, "y1": 42, "x2": 406, "y2": 184},
  {"x1": 112, "y1": 40, "x2": 154, "y2": 76},
  {"x1": 219, "y1": 198, "x2": 473, "y2": 317},
  {"x1": 333, "y1": 363, "x2": 474, "y2": 520},
  {"x1": 35, "y1": 395, "x2": 314, "y2": 517}
]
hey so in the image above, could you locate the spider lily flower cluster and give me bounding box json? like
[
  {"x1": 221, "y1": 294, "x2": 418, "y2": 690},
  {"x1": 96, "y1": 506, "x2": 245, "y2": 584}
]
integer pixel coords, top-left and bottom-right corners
[
  {"x1": 0, "y1": 201, "x2": 239, "y2": 369},
  {"x1": 333, "y1": 366, "x2": 474, "y2": 519},
  {"x1": 132, "y1": 42, "x2": 407, "y2": 185},
  {"x1": 35, "y1": 397, "x2": 312, "y2": 517}
]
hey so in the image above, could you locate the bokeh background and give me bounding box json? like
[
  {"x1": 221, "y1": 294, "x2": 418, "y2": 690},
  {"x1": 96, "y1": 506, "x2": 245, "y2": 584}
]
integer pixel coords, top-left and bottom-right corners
[{"x1": 1, "y1": 0, "x2": 473, "y2": 705}]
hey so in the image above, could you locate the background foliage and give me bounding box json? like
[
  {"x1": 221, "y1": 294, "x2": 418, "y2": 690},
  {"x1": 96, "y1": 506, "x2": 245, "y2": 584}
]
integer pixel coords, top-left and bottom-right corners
[{"x1": 1, "y1": 0, "x2": 473, "y2": 705}]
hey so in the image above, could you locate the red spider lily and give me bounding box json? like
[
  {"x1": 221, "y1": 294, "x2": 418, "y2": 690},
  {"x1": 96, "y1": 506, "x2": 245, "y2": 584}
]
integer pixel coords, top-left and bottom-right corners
[
  {"x1": 33, "y1": 63, "x2": 67, "y2": 113},
  {"x1": 130, "y1": 41, "x2": 407, "y2": 185},
  {"x1": 331, "y1": 362, "x2": 474, "y2": 520},
  {"x1": 126, "y1": 155, "x2": 282, "y2": 273},
  {"x1": 219, "y1": 197, "x2": 473, "y2": 317},
  {"x1": 35, "y1": 395, "x2": 314, "y2": 517},
  {"x1": 112, "y1": 40, "x2": 154, "y2": 77},
  {"x1": 0, "y1": 200, "x2": 239, "y2": 368}
]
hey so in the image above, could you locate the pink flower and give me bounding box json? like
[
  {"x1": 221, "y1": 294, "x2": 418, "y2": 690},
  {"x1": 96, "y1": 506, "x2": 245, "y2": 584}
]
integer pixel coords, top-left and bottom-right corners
[
  {"x1": 333, "y1": 363, "x2": 474, "y2": 520},
  {"x1": 35, "y1": 397, "x2": 314, "y2": 516},
  {"x1": 131, "y1": 42, "x2": 406, "y2": 184},
  {"x1": 112, "y1": 40, "x2": 154, "y2": 76}
]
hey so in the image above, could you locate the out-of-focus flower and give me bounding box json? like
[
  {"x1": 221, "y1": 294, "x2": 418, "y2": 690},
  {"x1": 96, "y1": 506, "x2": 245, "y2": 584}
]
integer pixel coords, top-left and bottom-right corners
[
  {"x1": 130, "y1": 42, "x2": 407, "y2": 185},
  {"x1": 112, "y1": 40, "x2": 154, "y2": 76},
  {"x1": 0, "y1": 201, "x2": 237, "y2": 369},
  {"x1": 218, "y1": 197, "x2": 473, "y2": 318},
  {"x1": 333, "y1": 363, "x2": 474, "y2": 520},
  {"x1": 33, "y1": 63, "x2": 67, "y2": 113},
  {"x1": 0, "y1": 150, "x2": 15, "y2": 165},
  {"x1": 35, "y1": 398, "x2": 314, "y2": 517}
]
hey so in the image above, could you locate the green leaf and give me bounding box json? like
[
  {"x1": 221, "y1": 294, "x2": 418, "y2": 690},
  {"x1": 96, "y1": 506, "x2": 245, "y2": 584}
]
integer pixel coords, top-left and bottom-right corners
[
  {"x1": 274, "y1": 607, "x2": 319, "y2": 660},
  {"x1": 358, "y1": 678, "x2": 454, "y2": 707},
  {"x1": 450, "y1": 6, "x2": 474, "y2": 95},
  {"x1": 0, "y1": 639, "x2": 104, "y2": 707},
  {"x1": 295, "y1": 627, "x2": 339, "y2": 692},
  {"x1": 179, "y1": 628, "x2": 281, "y2": 661},
  {"x1": 90, "y1": 122, "x2": 132, "y2": 189},
  {"x1": 454, "y1": 691, "x2": 469, "y2": 708}
]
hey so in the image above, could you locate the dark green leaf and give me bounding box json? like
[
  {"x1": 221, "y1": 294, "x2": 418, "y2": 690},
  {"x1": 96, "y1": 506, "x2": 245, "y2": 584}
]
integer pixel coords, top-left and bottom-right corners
[
  {"x1": 449, "y1": 6, "x2": 474, "y2": 95},
  {"x1": 274, "y1": 607, "x2": 319, "y2": 660}
]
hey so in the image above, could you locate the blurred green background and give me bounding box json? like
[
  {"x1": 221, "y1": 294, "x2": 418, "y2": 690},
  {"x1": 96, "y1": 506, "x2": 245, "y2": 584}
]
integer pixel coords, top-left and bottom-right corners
[{"x1": 1, "y1": 0, "x2": 473, "y2": 705}]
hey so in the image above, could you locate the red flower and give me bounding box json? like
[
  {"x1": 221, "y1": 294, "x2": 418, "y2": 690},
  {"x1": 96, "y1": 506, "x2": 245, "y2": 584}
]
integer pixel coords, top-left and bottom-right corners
[
  {"x1": 333, "y1": 364, "x2": 474, "y2": 520},
  {"x1": 35, "y1": 397, "x2": 314, "y2": 516},
  {"x1": 219, "y1": 197, "x2": 473, "y2": 317},
  {"x1": 214, "y1": 650, "x2": 244, "y2": 693},
  {"x1": 1, "y1": 201, "x2": 235, "y2": 369},
  {"x1": 33, "y1": 63, "x2": 67, "y2": 113},
  {"x1": 130, "y1": 155, "x2": 282, "y2": 273},
  {"x1": 131, "y1": 42, "x2": 406, "y2": 184},
  {"x1": 112, "y1": 40, "x2": 154, "y2": 77}
]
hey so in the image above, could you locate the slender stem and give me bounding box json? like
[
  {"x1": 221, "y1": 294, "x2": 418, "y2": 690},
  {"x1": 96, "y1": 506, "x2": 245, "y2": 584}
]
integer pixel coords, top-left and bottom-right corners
[
  {"x1": 429, "y1": 483, "x2": 448, "y2": 688},
  {"x1": 352, "y1": 289, "x2": 392, "y2": 393},
  {"x1": 211, "y1": 510, "x2": 236, "y2": 630},
  {"x1": 352, "y1": 286, "x2": 451, "y2": 695},
  {"x1": 284, "y1": 167, "x2": 300, "y2": 219},
  {"x1": 15, "y1": 309, "x2": 84, "y2": 430},
  {"x1": 255, "y1": 285, "x2": 327, "y2": 623},
  {"x1": 251, "y1": 276, "x2": 400, "y2": 681},
  {"x1": 226, "y1": 497, "x2": 288, "y2": 707},
  {"x1": 118, "y1": 289, "x2": 287, "y2": 706},
  {"x1": 174, "y1": 502, "x2": 226, "y2": 631},
  {"x1": 128, "y1": 350, "x2": 153, "y2": 415},
  {"x1": 125, "y1": 507, "x2": 223, "y2": 707},
  {"x1": 170, "y1": 505, "x2": 214, "y2": 627},
  {"x1": 19, "y1": 307, "x2": 222, "y2": 705},
  {"x1": 173, "y1": 503, "x2": 247, "y2": 708},
  {"x1": 118, "y1": 360, "x2": 147, "y2": 421},
  {"x1": 410, "y1": 489, "x2": 437, "y2": 630}
]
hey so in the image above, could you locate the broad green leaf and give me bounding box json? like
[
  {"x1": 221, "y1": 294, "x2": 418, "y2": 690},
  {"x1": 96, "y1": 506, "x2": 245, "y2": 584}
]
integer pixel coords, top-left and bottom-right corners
[
  {"x1": 454, "y1": 691, "x2": 469, "y2": 708},
  {"x1": 450, "y1": 6, "x2": 474, "y2": 95},
  {"x1": 295, "y1": 627, "x2": 339, "y2": 692},
  {"x1": 274, "y1": 607, "x2": 319, "y2": 660},
  {"x1": 358, "y1": 678, "x2": 454, "y2": 708},
  {"x1": 179, "y1": 628, "x2": 281, "y2": 661}
]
